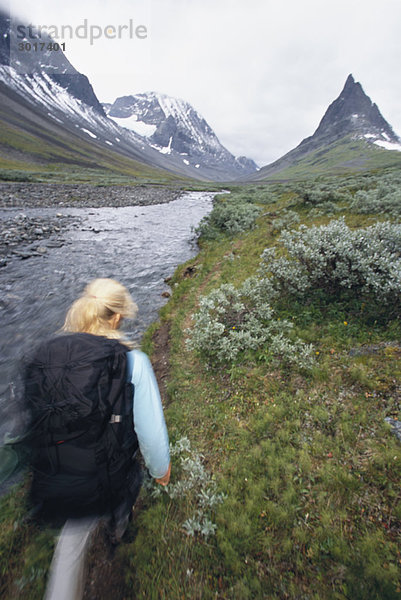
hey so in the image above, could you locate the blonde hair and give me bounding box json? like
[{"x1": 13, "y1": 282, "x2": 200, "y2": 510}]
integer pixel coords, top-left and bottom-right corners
[{"x1": 63, "y1": 278, "x2": 138, "y2": 343}]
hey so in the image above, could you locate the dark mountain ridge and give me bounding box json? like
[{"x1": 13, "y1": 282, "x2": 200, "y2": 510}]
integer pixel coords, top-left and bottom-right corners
[
  {"x1": 104, "y1": 92, "x2": 258, "y2": 178},
  {"x1": 0, "y1": 9, "x2": 105, "y2": 115},
  {"x1": 250, "y1": 74, "x2": 401, "y2": 180},
  {"x1": 0, "y1": 8, "x2": 257, "y2": 182},
  {"x1": 301, "y1": 74, "x2": 398, "y2": 150}
]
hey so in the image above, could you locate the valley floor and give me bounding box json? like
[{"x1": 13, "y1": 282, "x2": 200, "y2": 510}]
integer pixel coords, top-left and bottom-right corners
[{"x1": 1, "y1": 170, "x2": 401, "y2": 599}]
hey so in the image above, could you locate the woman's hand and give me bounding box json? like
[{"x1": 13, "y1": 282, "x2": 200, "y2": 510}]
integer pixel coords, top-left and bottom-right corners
[{"x1": 155, "y1": 462, "x2": 171, "y2": 486}]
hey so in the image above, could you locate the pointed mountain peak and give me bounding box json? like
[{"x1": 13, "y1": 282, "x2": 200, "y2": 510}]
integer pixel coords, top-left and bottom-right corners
[
  {"x1": 344, "y1": 73, "x2": 355, "y2": 87},
  {"x1": 251, "y1": 75, "x2": 401, "y2": 181},
  {"x1": 307, "y1": 74, "x2": 399, "y2": 144},
  {"x1": 341, "y1": 74, "x2": 365, "y2": 97},
  {"x1": 338, "y1": 73, "x2": 366, "y2": 103}
]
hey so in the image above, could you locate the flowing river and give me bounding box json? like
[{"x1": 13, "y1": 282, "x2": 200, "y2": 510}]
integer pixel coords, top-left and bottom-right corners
[{"x1": 0, "y1": 190, "x2": 214, "y2": 443}]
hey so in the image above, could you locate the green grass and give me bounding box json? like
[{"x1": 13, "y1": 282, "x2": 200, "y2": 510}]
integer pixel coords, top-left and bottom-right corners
[
  {"x1": 125, "y1": 172, "x2": 401, "y2": 598},
  {"x1": 0, "y1": 161, "x2": 191, "y2": 186},
  {"x1": 1, "y1": 169, "x2": 401, "y2": 598},
  {"x1": 252, "y1": 137, "x2": 401, "y2": 181},
  {"x1": 0, "y1": 482, "x2": 56, "y2": 600},
  {"x1": 0, "y1": 115, "x2": 191, "y2": 185}
]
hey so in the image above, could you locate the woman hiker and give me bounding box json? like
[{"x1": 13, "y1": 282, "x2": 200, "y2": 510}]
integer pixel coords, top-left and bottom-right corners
[{"x1": 24, "y1": 277, "x2": 171, "y2": 600}]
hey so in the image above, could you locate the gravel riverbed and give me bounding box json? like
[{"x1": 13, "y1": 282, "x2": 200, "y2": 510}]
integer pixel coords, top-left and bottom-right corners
[
  {"x1": 0, "y1": 213, "x2": 80, "y2": 263},
  {"x1": 0, "y1": 182, "x2": 181, "y2": 209},
  {"x1": 0, "y1": 183, "x2": 182, "y2": 266}
]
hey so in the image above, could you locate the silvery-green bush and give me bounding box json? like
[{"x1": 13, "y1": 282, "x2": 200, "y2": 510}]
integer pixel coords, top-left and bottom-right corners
[
  {"x1": 186, "y1": 277, "x2": 314, "y2": 367},
  {"x1": 260, "y1": 218, "x2": 401, "y2": 308},
  {"x1": 196, "y1": 198, "x2": 261, "y2": 239},
  {"x1": 350, "y1": 185, "x2": 401, "y2": 216},
  {"x1": 143, "y1": 437, "x2": 225, "y2": 538},
  {"x1": 295, "y1": 183, "x2": 352, "y2": 206},
  {"x1": 310, "y1": 201, "x2": 345, "y2": 217},
  {"x1": 272, "y1": 210, "x2": 300, "y2": 232}
]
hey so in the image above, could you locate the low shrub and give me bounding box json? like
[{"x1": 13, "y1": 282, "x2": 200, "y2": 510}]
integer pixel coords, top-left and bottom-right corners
[
  {"x1": 310, "y1": 201, "x2": 345, "y2": 217},
  {"x1": 272, "y1": 210, "x2": 300, "y2": 232},
  {"x1": 143, "y1": 437, "x2": 225, "y2": 538},
  {"x1": 350, "y1": 185, "x2": 401, "y2": 216},
  {"x1": 186, "y1": 278, "x2": 314, "y2": 367},
  {"x1": 0, "y1": 170, "x2": 35, "y2": 182},
  {"x1": 195, "y1": 197, "x2": 261, "y2": 239},
  {"x1": 260, "y1": 218, "x2": 401, "y2": 315},
  {"x1": 294, "y1": 183, "x2": 352, "y2": 206}
]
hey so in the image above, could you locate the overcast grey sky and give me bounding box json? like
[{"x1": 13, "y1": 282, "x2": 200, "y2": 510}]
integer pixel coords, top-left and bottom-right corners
[{"x1": 6, "y1": 0, "x2": 401, "y2": 166}]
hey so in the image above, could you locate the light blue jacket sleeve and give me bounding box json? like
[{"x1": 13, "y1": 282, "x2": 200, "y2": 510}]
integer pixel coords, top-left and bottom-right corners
[{"x1": 127, "y1": 350, "x2": 170, "y2": 479}]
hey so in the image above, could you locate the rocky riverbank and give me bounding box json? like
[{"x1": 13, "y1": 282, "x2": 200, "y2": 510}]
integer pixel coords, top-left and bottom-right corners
[
  {"x1": 0, "y1": 213, "x2": 81, "y2": 264},
  {"x1": 0, "y1": 183, "x2": 181, "y2": 208},
  {"x1": 0, "y1": 183, "x2": 183, "y2": 266}
]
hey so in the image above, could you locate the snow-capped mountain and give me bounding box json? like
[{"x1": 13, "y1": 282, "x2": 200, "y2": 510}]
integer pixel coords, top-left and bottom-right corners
[
  {"x1": 0, "y1": 9, "x2": 257, "y2": 182},
  {"x1": 0, "y1": 8, "x2": 185, "y2": 178},
  {"x1": 250, "y1": 74, "x2": 401, "y2": 180},
  {"x1": 0, "y1": 10, "x2": 105, "y2": 115},
  {"x1": 307, "y1": 74, "x2": 401, "y2": 151},
  {"x1": 0, "y1": 60, "x2": 180, "y2": 176},
  {"x1": 104, "y1": 92, "x2": 258, "y2": 178}
]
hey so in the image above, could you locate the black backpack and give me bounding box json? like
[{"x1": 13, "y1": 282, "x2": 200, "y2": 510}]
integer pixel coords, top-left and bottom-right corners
[{"x1": 24, "y1": 332, "x2": 139, "y2": 519}]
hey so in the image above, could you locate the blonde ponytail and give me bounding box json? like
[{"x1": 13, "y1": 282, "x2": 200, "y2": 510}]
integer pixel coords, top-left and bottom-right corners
[{"x1": 62, "y1": 278, "x2": 138, "y2": 343}]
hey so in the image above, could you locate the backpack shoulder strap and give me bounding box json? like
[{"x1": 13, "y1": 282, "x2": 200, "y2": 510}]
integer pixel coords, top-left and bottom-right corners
[{"x1": 126, "y1": 350, "x2": 134, "y2": 383}]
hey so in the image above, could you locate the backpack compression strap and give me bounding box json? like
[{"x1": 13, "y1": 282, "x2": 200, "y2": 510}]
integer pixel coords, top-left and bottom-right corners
[{"x1": 108, "y1": 350, "x2": 133, "y2": 425}]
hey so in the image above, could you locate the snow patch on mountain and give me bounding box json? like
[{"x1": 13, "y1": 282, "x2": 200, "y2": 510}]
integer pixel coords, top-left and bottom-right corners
[
  {"x1": 374, "y1": 139, "x2": 401, "y2": 152},
  {"x1": 361, "y1": 129, "x2": 401, "y2": 151},
  {"x1": 81, "y1": 128, "x2": 97, "y2": 138},
  {"x1": 109, "y1": 114, "x2": 157, "y2": 138},
  {"x1": 151, "y1": 135, "x2": 173, "y2": 155}
]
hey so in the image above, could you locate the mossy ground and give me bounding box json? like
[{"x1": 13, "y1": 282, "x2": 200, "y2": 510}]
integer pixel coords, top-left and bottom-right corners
[
  {"x1": 0, "y1": 117, "x2": 187, "y2": 185},
  {"x1": 251, "y1": 137, "x2": 401, "y2": 181},
  {"x1": 1, "y1": 169, "x2": 400, "y2": 599}
]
